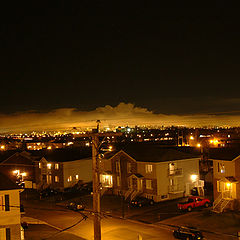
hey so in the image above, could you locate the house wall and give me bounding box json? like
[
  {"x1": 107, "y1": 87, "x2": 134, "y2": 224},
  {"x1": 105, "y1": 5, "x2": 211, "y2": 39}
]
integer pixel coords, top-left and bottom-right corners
[
  {"x1": 50, "y1": 163, "x2": 64, "y2": 190},
  {"x1": 0, "y1": 224, "x2": 21, "y2": 240},
  {"x1": 63, "y1": 158, "x2": 92, "y2": 188},
  {"x1": 110, "y1": 151, "x2": 137, "y2": 193},
  {"x1": 137, "y1": 162, "x2": 158, "y2": 198},
  {"x1": 212, "y1": 160, "x2": 235, "y2": 200},
  {"x1": 155, "y1": 158, "x2": 199, "y2": 201},
  {"x1": 0, "y1": 189, "x2": 21, "y2": 225},
  {"x1": 106, "y1": 151, "x2": 200, "y2": 202}
]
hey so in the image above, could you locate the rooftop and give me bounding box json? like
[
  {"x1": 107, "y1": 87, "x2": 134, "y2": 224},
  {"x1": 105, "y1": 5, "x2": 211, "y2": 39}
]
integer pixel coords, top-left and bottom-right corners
[
  {"x1": 209, "y1": 147, "x2": 240, "y2": 161},
  {"x1": 108, "y1": 143, "x2": 200, "y2": 162},
  {"x1": 28, "y1": 147, "x2": 92, "y2": 162},
  {"x1": 0, "y1": 172, "x2": 19, "y2": 190}
]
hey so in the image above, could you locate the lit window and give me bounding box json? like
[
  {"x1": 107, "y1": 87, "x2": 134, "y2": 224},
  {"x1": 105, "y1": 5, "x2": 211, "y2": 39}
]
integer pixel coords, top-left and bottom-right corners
[
  {"x1": 145, "y1": 164, "x2": 152, "y2": 173},
  {"x1": 55, "y1": 176, "x2": 59, "y2": 182},
  {"x1": 218, "y1": 162, "x2": 225, "y2": 173},
  {"x1": 47, "y1": 163, "x2": 52, "y2": 169},
  {"x1": 146, "y1": 180, "x2": 152, "y2": 189},
  {"x1": 100, "y1": 174, "x2": 113, "y2": 187},
  {"x1": 76, "y1": 175, "x2": 79, "y2": 180},
  {"x1": 169, "y1": 163, "x2": 175, "y2": 175},
  {"x1": 67, "y1": 176, "x2": 72, "y2": 182},
  {"x1": 39, "y1": 163, "x2": 41, "y2": 168},
  {"x1": 55, "y1": 164, "x2": 59, "y2": 170}
]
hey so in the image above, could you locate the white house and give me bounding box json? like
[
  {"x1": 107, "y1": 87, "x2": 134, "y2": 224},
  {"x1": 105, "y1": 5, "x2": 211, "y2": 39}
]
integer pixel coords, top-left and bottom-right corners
[{"x1": 0, "y1": 172, "x2": 23, "y2": 239}]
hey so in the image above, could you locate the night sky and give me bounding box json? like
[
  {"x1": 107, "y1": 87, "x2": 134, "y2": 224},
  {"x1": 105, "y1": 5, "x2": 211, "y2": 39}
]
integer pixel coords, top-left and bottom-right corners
[{"x1": 0, "y1": 2, "x2": 240, "y2": 131}]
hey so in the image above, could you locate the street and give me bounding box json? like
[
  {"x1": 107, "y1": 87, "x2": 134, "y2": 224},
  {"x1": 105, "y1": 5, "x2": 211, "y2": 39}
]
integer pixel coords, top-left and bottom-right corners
[
  {"x1": 21, "y1": 196, "x2": 238, "y2": 240},
  {"x1": 22, "y1": 199, "x2": 175, "y2": 240}
]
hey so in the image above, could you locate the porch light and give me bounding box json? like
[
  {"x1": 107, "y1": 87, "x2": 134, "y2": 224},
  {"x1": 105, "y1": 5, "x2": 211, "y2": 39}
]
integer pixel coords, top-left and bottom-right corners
[
  {"x1": 191, "y1": 174, "x2": 198, "y2": 182},
  {"x1": 13, "y1": 170, "x2": 20, "y2": 175},
  {"x1": 21, "y1": 172, "x2": 27, "y2": 177},
  {"x1": 197, "y1": 143, "x2": 201, "y2": 148},
  {"x1": 226, "y1": 182, "x2": 231, "y2": 188}
]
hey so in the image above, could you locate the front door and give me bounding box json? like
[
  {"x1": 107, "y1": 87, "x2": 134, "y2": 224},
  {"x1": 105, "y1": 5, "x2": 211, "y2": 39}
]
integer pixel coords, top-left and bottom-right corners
[{"x1": 222, "y1": 182, "x2": 236, "y2": 199}]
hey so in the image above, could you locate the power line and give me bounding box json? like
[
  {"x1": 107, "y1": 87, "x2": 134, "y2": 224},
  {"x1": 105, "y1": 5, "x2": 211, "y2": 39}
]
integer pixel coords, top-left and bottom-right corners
[{"x1": 41, "y1": 211, "x2": 88, "y2": 240}]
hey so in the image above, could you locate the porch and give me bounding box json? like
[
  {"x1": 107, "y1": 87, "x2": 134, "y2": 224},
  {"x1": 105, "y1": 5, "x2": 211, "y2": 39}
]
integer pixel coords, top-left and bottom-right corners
[{"x1": 213, "y1": 176, "x2": 238, "y2": 213}]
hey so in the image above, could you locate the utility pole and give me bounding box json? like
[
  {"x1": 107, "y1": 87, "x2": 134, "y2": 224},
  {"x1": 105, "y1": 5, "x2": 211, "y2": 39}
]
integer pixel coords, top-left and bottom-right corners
[
  {"x1": 87, "y1": 121, "x2": 121, "y2": 240},
  {"x1": 92, "y1": 133, "x2": 101, "y2": 240}
]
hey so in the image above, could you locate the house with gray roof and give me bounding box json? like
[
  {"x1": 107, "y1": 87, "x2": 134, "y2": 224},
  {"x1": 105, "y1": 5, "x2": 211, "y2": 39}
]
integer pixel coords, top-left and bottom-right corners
[{"x1": 101, "y1": 144, "x2": 202, "y2": 202}]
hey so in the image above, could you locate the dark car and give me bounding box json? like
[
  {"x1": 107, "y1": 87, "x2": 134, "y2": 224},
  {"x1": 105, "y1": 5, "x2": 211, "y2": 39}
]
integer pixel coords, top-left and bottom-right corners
[
  {"x1": 130, "y1": 197, "x2": 154, "y2": 207},
  {"x1": 79, "y1": 182, "x2": 93, "y2": 194},
  {"x1": 66, "y1": 201, "x2": 85, "y2": 211},
  {"x1": 40, "y1": 188, "x2": 59, "y2": 198},
  {"x1": 173, "y1": 227, "x2": 204, "y2": 240}
]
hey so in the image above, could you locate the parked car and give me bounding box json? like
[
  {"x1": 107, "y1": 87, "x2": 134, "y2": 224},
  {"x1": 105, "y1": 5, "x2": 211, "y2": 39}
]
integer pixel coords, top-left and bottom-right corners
[
  {"x1": 66, "y1": 201, "x2": 85, "y2": 211},
  {"x1": 78, "y1": 182, "x2": 93, "y2": 194},
  {"x1": 173, "y1": 226, "x2": 204, "y2": 240},
  {"x1": 130, "y1": 197, "x2": 154, "y2": 207},
  {"x1": 40, "y1": 188, "x2": 59, "y2": 198},
  {"x1": 177, "y1": 196, "x2": 211, "y2": 212}
]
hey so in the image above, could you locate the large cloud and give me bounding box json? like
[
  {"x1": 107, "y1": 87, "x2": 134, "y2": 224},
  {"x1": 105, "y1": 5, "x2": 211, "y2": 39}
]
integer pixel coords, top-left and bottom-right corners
[{"x1": 0, "y1": 102, "x2": 239, "y2": 133}]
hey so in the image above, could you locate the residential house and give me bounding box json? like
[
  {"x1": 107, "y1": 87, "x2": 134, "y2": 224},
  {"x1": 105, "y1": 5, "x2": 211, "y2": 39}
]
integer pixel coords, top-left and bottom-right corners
[
  {"x1": 0, "y1": 151, "x2": 38, "y2": 188},
  {"x1": 101, "y1": 144, "x2": 202, "y2": 202},
  {"x1": 210, "y1": 148, "x2": 240, "y2": 213},
  {"x1": 35, "y1": 148, "x2": 92, "y2": 190},
  {"x1": 0, "y1": 172, "x2": 23, "y2": 240}
]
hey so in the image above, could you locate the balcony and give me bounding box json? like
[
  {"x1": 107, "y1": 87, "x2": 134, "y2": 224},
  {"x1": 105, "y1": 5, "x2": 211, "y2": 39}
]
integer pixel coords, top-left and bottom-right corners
[{"x1": 169, "y1": 168, "x2": 183, "y2": 176}]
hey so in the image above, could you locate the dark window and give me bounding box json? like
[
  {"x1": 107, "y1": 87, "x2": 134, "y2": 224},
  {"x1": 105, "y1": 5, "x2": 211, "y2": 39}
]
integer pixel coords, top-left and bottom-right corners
[
  {"x1": 6, "y1": 228, "x2": 10, "y2": 240},
  {"x1": 5, "y1": 195, "x2": 10, "y2": 211}
]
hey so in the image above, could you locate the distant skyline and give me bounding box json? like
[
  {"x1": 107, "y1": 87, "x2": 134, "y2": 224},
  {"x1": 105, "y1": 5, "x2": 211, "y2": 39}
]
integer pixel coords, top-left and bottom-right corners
[
  {"x1": 0, "y1": 3, "x2": 240, "y2": 131},
  {"x1": 0, "y1": 103, "x2": 240, "y2": 133}
]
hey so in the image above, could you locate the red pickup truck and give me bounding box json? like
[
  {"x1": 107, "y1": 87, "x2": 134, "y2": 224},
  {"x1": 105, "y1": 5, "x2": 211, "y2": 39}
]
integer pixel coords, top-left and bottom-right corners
[{"x1": 177, "y1": 196, "x2": 211, "y2": 211}]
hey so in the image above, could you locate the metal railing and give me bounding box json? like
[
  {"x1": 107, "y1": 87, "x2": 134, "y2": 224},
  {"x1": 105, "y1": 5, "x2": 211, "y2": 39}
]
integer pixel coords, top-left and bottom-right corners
[{"x1": 169, "y1": 168, "x2": 183, "y2": 176}]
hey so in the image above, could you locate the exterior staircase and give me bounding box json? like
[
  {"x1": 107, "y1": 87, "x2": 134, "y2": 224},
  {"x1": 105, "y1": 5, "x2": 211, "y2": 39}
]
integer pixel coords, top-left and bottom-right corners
[
  {"x1": 212, "y1": 194, "x2": 232, "y2": 213},
  {"x1": 130, "y1": 190, "x2": 141, "y2": 201},
  {"x1": 100, "y1": 187, "x2": 108, "y2": 196},
  {"x1": 125, "y1": 189, "x2": 134, "y2": 200}
]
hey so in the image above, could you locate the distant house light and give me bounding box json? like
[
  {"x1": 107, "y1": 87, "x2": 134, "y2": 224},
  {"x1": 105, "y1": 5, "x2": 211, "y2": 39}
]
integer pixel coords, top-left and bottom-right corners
[
  {"x1": 76, "y1": 175, "x2": 79, "y2": 180},
  {"x1": 0, "y1": 145, "x2": 5, "y2": 150},
  {"x1": 47, "y1": 163, "x2": 52, "y2": 169},
  {"x1": 55, "y1": 164, "x2": 59, "y2": 170}
]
